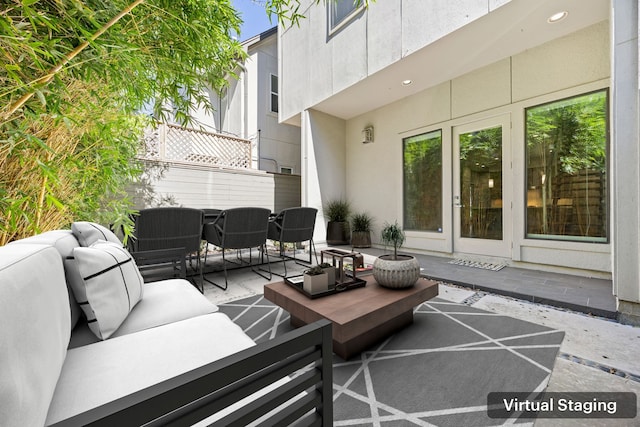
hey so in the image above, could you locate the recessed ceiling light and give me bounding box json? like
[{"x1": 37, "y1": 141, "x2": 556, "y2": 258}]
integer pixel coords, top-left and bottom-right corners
[
  {"x1": 402, "y1": 79, "x2": 412, "y2": 86},
  {"x1": 547, "y1": 11, "x2": 568, "y2": 23}
]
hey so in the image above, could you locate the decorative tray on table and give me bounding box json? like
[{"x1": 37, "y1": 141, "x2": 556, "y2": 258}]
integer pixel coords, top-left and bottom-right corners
[{"x1": 284, "y1": 275, "x2": 366, "y2": 299}]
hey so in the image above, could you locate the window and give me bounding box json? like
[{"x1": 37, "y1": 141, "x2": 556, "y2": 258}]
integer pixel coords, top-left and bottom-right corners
[
  {"x1": 403, "y1": 130, "x2": 443, "y2": 232},
  {"x1": 525, "y1": 90, "x2": 608, "y2": 242},
  {"x1": 329, "y1": 0, "x2": 363, "y2": 33},
  {"x1": 270, "y1": 74, "x2": 278, "y2": 113}
]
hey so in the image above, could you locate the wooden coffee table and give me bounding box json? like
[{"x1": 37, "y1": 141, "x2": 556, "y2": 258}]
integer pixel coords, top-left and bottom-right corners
[{"x1": 264, "y1": 276, "x2": 438, "y2": 359}]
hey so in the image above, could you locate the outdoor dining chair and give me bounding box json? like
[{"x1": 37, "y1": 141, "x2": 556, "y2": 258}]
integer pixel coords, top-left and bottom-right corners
[
  {"x1": 129, "y1": 207, "x2": 204, "y2": 291},
  {"x1": 267, "y1": 207, "x2": 318, "y2": 278},
  {"x1": 203, "y1": 207, "x2": 272, "y2": 290}
]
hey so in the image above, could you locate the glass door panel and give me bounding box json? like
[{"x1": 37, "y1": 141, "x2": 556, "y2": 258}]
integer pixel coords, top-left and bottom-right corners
[
  {"x1": 453, "y1": 115, "x2": 511, "y2": 258},
  {"x1": 459, "y1": 126, "x2": 503, "y2": 240}
]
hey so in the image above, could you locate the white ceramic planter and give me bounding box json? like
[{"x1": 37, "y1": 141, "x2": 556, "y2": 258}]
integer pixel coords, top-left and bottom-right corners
[
  {"x1": 303, "y1": 272, "x2": 329, "y2": 294},
  {"x1": 321, "y1": 266, "x2": 337, "y2": 286},
  {"x1": 372, "y1": 255, "x2": 421, "y2": 289}
]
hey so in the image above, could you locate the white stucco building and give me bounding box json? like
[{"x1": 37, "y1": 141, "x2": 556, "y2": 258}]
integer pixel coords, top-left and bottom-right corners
[
  {"x1": 189, "y1": 27, "x2": 301, "y2": 175},
  {"x1": 278, "y1": 0, "x2": 640, "y2": 324}
]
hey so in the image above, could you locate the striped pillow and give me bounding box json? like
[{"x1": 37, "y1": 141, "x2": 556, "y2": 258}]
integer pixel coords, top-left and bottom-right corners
[{"x1": 67, "y1": 241, "x2": 144, "y2": 340}]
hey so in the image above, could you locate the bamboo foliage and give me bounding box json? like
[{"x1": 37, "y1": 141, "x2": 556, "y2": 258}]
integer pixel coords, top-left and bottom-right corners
[
  {"x1": 1, "y1": 78, "x2": 144, "y2": 245},
  {"x1": 0, "y1": 0, "x2": 371, "y2": 244},
  {"x1": 1, "y1": 0, "x2": 246, "y2": 243}
]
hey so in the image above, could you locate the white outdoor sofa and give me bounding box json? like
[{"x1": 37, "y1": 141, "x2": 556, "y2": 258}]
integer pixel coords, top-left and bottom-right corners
[{"x1": 0, "y1": 224, "x2": 332, "y2": 426}]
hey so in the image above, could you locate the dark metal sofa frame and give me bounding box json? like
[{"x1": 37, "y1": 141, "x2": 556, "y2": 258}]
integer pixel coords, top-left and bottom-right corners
[{"x1": 49, "y1": 319, "x2": 333, "y2": 426}]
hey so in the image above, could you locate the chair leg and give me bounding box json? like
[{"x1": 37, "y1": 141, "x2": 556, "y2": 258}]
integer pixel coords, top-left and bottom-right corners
[
  {"x1": 252, "y1": 245, "x2": 272, "y2": 280},
  {"x1": 283, "y1": 244, "x2": 288, "y2": 277},
  {"x1": 183, "y1": 249, "x2": 204, "y2": 293},
  {"x1": 259, "y1": 242, "x2": 284, "y2": 277},
  {"x1": 202, "y1": 245, "x2": 228, "y2": 291},
  {"x1": 292, "y1": 239, "x2": 317, "y2": 267},
  {"x1": 197, "y1": 248, "x2": 204, "y2": 293},
  {"x1": 267, "y1": 240, "x2": 290, "y2": 278},
  {"x1": 223, "y1": 250, "x2": 230, "y2": 290},
  {"x1": 189, "y1": 249, "x2": 203, "y2": 293},
  {"x1": 281, "y1": 241, "x2": 288, "y2": 276},
  {"x1": 311, "y1": 239, "x2": 319, "y2": 265}
]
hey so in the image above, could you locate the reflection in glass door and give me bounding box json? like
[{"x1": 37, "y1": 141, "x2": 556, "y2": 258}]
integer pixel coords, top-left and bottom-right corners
[
  {"x1": 453, "y1": 115, "x2": 510, "y2": 258},
  {"x1": 459, "y1": 126, "x2": 503, "y2": 240}
]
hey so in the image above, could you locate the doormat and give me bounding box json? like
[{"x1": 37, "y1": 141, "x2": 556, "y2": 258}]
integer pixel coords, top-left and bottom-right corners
[{"x1": 448, "y1": 258, "x2": 506, "y2": 271}]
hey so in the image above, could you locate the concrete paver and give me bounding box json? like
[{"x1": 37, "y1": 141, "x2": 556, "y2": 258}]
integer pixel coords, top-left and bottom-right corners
[
  {"x1": 469, "y1": 292, "x2": 640, "y2": 427},
  {"x1": 471, "y1": 294, "x2": 640, "y2": 376}
]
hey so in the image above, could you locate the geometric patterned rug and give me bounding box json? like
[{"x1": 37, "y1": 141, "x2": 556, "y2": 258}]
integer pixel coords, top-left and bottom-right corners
[{"x1": 218, "y1": 295, "x2": 565, "y2": 426}]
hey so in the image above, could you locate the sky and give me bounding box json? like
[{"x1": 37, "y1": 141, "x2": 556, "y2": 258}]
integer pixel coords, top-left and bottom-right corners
[{"x1": 231, "y1": 0, "x2": 276, "y2": 41}]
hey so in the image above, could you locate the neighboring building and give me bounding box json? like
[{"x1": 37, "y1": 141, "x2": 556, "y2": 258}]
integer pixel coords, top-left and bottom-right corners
[
  {"x1": 278, "y1": 0, "x2": 640, "y2": 324},
  {"x1": 135, "y1": 27, "x2": 301, "y2": 213},
  {"x1": 189, "y1": 27, "x2": 301, "y2": 175}
]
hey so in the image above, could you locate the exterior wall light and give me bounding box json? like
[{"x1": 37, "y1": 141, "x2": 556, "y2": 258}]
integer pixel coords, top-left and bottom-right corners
[{"x1": 362, "y1": 126, "x2": 374, "y2": 144}]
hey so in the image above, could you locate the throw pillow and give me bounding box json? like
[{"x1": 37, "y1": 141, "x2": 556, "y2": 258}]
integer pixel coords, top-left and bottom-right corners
[
  {"x1": 72, "y1": 221, "x2": 121, "y2": 247},
  {"x1": 68, "y1": 240, "x2": 144, "y2": 340}
]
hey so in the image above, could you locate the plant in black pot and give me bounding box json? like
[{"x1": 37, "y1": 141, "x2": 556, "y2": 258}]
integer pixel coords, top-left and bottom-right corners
[
  {"x1": 373, "y1": 221, "x2": 421, "y2": 289},
  {"x1": 324, "y1": 199, "x2": 351, "y2": 245},
  {"x1": 350, "y1": 211, "x2": 373, "y2": 248}
]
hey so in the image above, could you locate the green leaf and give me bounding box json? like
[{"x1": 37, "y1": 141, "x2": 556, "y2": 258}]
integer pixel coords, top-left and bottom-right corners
[{"x1": 34, "y1": 89, "x2": 46, "y2": 107}]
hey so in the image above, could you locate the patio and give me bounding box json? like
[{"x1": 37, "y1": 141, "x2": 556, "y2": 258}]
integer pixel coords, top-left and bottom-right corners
[
  {"x1": 199, "y1": 249, "x2": 640, "y2": 426},
  {"x1": 200, "y1": 244, "x2": 616, "y2": 317},
  {"x1": 345, "y1": 247, "x2": 617, "y2": 320}
]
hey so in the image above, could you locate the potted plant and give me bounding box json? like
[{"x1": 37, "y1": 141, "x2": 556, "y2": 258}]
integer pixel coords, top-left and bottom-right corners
[
  {"x1": 373, "y1": 221, "x2": 421, "y2": 289},
  {"x1": 303, "y1": 265, "x2": 329, "y2": 294},
  {"x1": 319, "y1": 262, "x2": 337, "y2": 285},
  {"x1": 350, "y1": 211, "x2": 373, "y2": 248},
  {"x1": 324, "y1": 199, "x2": 351, "y2": 245}
]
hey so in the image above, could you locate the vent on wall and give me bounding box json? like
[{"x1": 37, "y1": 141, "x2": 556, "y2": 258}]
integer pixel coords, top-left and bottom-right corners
[{"x1": 362, "y1": 126, "x2": 374, "y2": 144}]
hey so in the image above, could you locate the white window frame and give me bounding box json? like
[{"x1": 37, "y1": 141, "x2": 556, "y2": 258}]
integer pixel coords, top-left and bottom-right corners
[
  {"x1": 328, "y1": 0, "x2": 364, "y2": 35},
  {"x1": 269, "y1": 74, "x2": 278, "y2": 114}
]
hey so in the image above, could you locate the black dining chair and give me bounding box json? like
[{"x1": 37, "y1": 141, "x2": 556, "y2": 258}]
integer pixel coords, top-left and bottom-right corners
[
  {"x1": 203, "y1": 207, "x2": 272, "y2": 290},
  {"x1": 129, "y1": 207, "x2": 204, "y2": 291},
  {"x1": 267, "y1": 207, "x2": 318, "y2": 278}
]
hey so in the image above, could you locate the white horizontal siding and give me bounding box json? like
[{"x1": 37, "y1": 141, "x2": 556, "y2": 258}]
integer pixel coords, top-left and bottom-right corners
[{"x1": 131, "y1": 162, "x2": 300, "y2": 212}]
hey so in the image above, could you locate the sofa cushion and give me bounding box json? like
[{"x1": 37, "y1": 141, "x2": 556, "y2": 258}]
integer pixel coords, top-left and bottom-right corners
[
  {"x1": 0, "y1": 244, "x2": 71, "y2": 427},
  {"x1": 68, "y1": 279, "x2": 219, "y2": 348},
  {"x1": 7, "y1": 230, "x2": 83, "y2": 328},
  {"x1": 68, "y1": 241, "x2": 144, "y2": 340},
  {"x1": 72, "y1": 221, "x2": 121, "y2": 247},
  {"x1": 45, "y1": 312, "x2": 255, "y2": 425}
]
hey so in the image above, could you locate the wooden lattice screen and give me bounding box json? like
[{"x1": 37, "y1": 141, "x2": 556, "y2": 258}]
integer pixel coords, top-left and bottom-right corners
[{"x1": 141, "y1": 123, "x2": 252, "y2": 169}]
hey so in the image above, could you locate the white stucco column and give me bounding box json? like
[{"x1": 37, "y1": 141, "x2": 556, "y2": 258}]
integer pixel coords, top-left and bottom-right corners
[
  {"x1": 300, "y1": 110, "x2": 313, "y2": 209},
  {"x1": 300, "y1": 109, "x2": 348, "y2": 244},
  {"x1": 612, "y1": 0, "x2": 640, "y2": 325}
]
